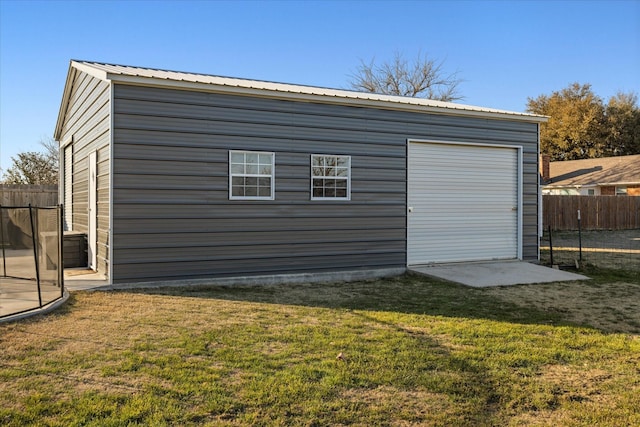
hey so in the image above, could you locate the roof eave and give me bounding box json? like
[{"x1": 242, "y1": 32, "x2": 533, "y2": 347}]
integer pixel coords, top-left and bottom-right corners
[
  {"x1": 544, "y1": 181, "x2": 640, "y2": 188},
  {"x1": 54, "y1": 63, "x2": 77, "y2": 141},
  {"x1": 108, "y1": 74, "x2": 549, "y2": 123},
  {"x1": 54, "y1": 61, "x2": 112, "y2": 141}
]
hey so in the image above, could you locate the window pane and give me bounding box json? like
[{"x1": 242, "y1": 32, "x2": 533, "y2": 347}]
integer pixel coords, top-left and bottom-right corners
[
  {"x1": 245, "y1": 177, "x2": 257, "y2": 186},
  {"x1": 335, "y1": 188, "x2": 347, "y2": 198},
  {"x1": 325, "y1": 187, "x2": 335, "y2": 197},
  {"x1": 245, "y1": 186, "x2": 257, "y2": 196},
  {"x1": 258, "y1": 154, "x2": 272, "y2": 165},
  {"x1": 336, "y1": 167, "x2": 348, "y2": 177},
  {"x1": 231, "y1": 152, "x2": 244, "y2": 163},
  {"x1": 232, "y1": 186, "x2": 244, "y2": 197},
  {"x1": 258, "y1": 177, "x2": 270, "y2": 187},
  {"x1": 312, "y1": 156, "x2": 323, "y2": 167},
  {"x1": 336, "y1": 179, "x2": 347, "y2": 188},
  {"x1": 246, "y1": 164, "x2": 258, "y2": 174},
  {"x1": 246, "y1": 153, "x2": 259, "y2": 164},
  {"x1": 260, "y1": 165, "x2": 272, "y2": 175},
  {"x1": 258, "y1": 187, "x2": 271, "y2": 197},
  {"x1": 312, "y1": 167, "x2": 323, "y2": 177},
  {"x1": 232, "y1": 177, "x2": 244, "y2": 186},
  {"x1": 337, "y1": 157, "x2": 348, "y2": 166},
  {"x1": 231, "y1": 164, "x2": 244, "y2": 174}
]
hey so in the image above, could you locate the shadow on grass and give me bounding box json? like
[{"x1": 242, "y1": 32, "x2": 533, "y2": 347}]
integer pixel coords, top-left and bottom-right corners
[{"x1": 117, "y1": 272, "x2": 582, "y2": 330}]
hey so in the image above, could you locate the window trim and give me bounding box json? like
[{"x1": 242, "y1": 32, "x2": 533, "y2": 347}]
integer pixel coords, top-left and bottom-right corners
[
  {"x1": 228, "y1": 150, "x2": 275, "y2": 200},
  {"x1": 310, "y1": 154, "x2": 351, "y2": 201}
]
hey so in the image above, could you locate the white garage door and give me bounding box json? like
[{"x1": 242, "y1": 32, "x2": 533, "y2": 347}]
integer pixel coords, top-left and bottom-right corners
[{"x1": 407, "y1": 141, "x2": 520, "y2": 265}]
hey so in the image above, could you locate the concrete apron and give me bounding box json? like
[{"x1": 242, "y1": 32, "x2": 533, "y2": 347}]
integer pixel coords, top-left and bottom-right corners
[
  {"x1": 0, "y1": 270, "x2": 109, "y2": 323},
  {"x1": 409, "y1": 260, "x2": 589, "y2": 288}
]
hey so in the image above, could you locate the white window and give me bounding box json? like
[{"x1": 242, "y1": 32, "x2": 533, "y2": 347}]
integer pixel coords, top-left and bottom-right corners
[
  {"x1": 616, "y1": 186, "x2": 627, "y2": 195},
  {"x1": 229, "y1": 150, "x2": 274, "y2": 200},
  {"x1": 311, "y1": 154, "x2": 351, "y2": 200}
]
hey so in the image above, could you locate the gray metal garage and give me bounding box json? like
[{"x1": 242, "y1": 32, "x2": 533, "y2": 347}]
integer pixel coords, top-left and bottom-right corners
[{"x1": 54, "y1": 60, "x2": 547, "y2": 284}]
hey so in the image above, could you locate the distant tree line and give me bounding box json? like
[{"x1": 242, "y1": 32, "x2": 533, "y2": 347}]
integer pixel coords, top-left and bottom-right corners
[{"x1": 527, "y1": 83, "x2": 640, "y2": 160}]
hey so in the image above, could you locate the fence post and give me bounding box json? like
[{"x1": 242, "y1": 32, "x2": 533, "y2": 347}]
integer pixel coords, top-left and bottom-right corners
[
  {"x1": 58, "y1": 204, "x2": 64, "y2": 294},
  {"x1": 548, "y1": 225, "x2": 554, "y2": 266},
  {"x1": 577, "y1": 209, "x2": 582, "y2": 264},
  {"x1": 29, "y1": 204, "x2": 43, "y2": 308},
  {"x1": 0, "y1": 205, "x2": 6, "y2": 277}
]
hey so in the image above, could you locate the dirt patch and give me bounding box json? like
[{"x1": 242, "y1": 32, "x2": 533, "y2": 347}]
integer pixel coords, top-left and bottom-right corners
[
  {"x1": 483, "y1": 280, "x2": 640, "y2": 334},
  {"x1": 508, "y1": 364, "x2": 632, "y2": 426}
]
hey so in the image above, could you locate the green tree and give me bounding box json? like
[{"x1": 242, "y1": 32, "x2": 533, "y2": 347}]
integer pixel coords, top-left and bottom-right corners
[
  {"x1": 349, "y1": 51, "x2": 463, "y2": 101},
  {"x1": 2, "y1": 137, "x2": 59, "y2": 185},
  {"x1": 604, "y1": 92, "x2": 640, "y2": 156},
  {"x1": 527, "y1": 84, "x2": 640, "y2": 160},
  {"x1": 527, "y1": 83, "x2": 606, "y2": 160}
]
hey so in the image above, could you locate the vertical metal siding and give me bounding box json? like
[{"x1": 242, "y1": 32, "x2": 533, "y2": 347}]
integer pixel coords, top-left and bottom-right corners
[{"x1": 109, "y1": 85, "x2": 539, "y2": 282}]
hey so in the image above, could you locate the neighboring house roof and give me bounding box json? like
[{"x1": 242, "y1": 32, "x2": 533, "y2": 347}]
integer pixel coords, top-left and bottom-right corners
[
  {"x1": 545, "y1": 154, "x2": 640, "y2": 188},
  {"x1": 55, "y1": 60, "x2": 547, "y2": 140}
]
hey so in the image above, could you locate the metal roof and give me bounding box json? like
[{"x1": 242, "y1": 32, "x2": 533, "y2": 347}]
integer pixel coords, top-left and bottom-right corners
[
  {"x1": 75, "y1": 60, "x2": 548, "y2": 119},
  {"x1": 56, "y1": 60, "x2": 547, "y2": 139}
]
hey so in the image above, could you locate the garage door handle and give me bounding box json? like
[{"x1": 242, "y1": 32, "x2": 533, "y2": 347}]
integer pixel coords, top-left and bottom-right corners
[
  {"x1": 408, "y1": 207, "x2": 414, "y2": 213},
  {"x1": 512, "y1": 206, "x2": 518, "y2": 211}
]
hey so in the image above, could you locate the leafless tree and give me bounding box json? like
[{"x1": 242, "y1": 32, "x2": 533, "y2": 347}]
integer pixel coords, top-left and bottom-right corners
[{"x1": 349, "y1": 51, "x2": 463, "y2": 102}]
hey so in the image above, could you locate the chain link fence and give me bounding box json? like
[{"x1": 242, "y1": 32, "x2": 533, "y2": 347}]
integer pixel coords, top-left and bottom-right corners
[
  {"x1": 540, "y1": 224, "x2": 640, "y2": 272},
  {"x1": 541, "y1": 196, "x2": 640, "y2": 271},
  {"x1": 1, "y1": 205, "x2": 64, "y2": 319}
]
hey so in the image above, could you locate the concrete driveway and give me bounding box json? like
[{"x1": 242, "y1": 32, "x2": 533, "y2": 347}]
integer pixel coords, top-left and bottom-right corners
[{"x1": 410, "y1": 260, "x2": 589, "y2": 287}]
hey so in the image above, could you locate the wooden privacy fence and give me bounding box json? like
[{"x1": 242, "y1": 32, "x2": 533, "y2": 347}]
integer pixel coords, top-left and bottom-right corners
[
  {"x1": 0, "y1": 184, "x2": 58, "y2": 206},
  {"x1": 543, "y1": 195, "x2": 640, "y2": 230}
]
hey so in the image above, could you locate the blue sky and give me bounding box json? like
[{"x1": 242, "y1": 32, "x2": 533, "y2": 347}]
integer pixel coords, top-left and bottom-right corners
[{"x1": 1, "y1": 0, "x2": 639, "y2": 171}]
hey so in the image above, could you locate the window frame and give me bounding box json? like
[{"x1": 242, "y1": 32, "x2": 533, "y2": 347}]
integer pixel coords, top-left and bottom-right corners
[
  {"x1": 310, "y1": 154, "x2": 351, "y2": 201},
  {"x1": 615, "y1": 185, "x2": 628, "y2": 196},
  {"x1": 228, "y1": 150, "x2": 275, "y2": 201}
]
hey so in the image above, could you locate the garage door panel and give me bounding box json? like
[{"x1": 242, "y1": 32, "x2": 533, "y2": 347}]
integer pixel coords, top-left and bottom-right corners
[{"x1": 408, "y1": 141, "x2": 520, "y2": 264}]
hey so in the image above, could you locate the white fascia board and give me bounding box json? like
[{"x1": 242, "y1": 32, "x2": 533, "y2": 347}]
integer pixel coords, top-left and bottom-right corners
[
  {"x1": 70, "y1": 60, "x2": 110, "y2": 81},
  {"x1": 545, "y1": 181, "x2": 640, "y2": 189},
  {"x1": 55, "y1": 61, "x2": 115, "y2": 140},
  {"x1": 595, "y1": 181, "x2": 640, "y2": 186},
  {"x1": 108, "y1": 74, "x2": 549, "y2": 124},
  {"x1": 54, "y1": 64, "x2": 78, "y2": 141}
]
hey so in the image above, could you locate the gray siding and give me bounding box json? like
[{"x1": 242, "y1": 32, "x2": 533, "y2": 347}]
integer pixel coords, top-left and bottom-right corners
[
  {"x1": 111, "y1": 84, "x2": 539, "y2": 282},
  {"x1": 57, "y1": 71, "x2": 111, "y2": 277}
]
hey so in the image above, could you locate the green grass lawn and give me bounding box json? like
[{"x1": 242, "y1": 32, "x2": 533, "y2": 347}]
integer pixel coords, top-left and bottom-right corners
[{"x1": 1, "y1": 268, "x2": 639, "y2": 426}]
